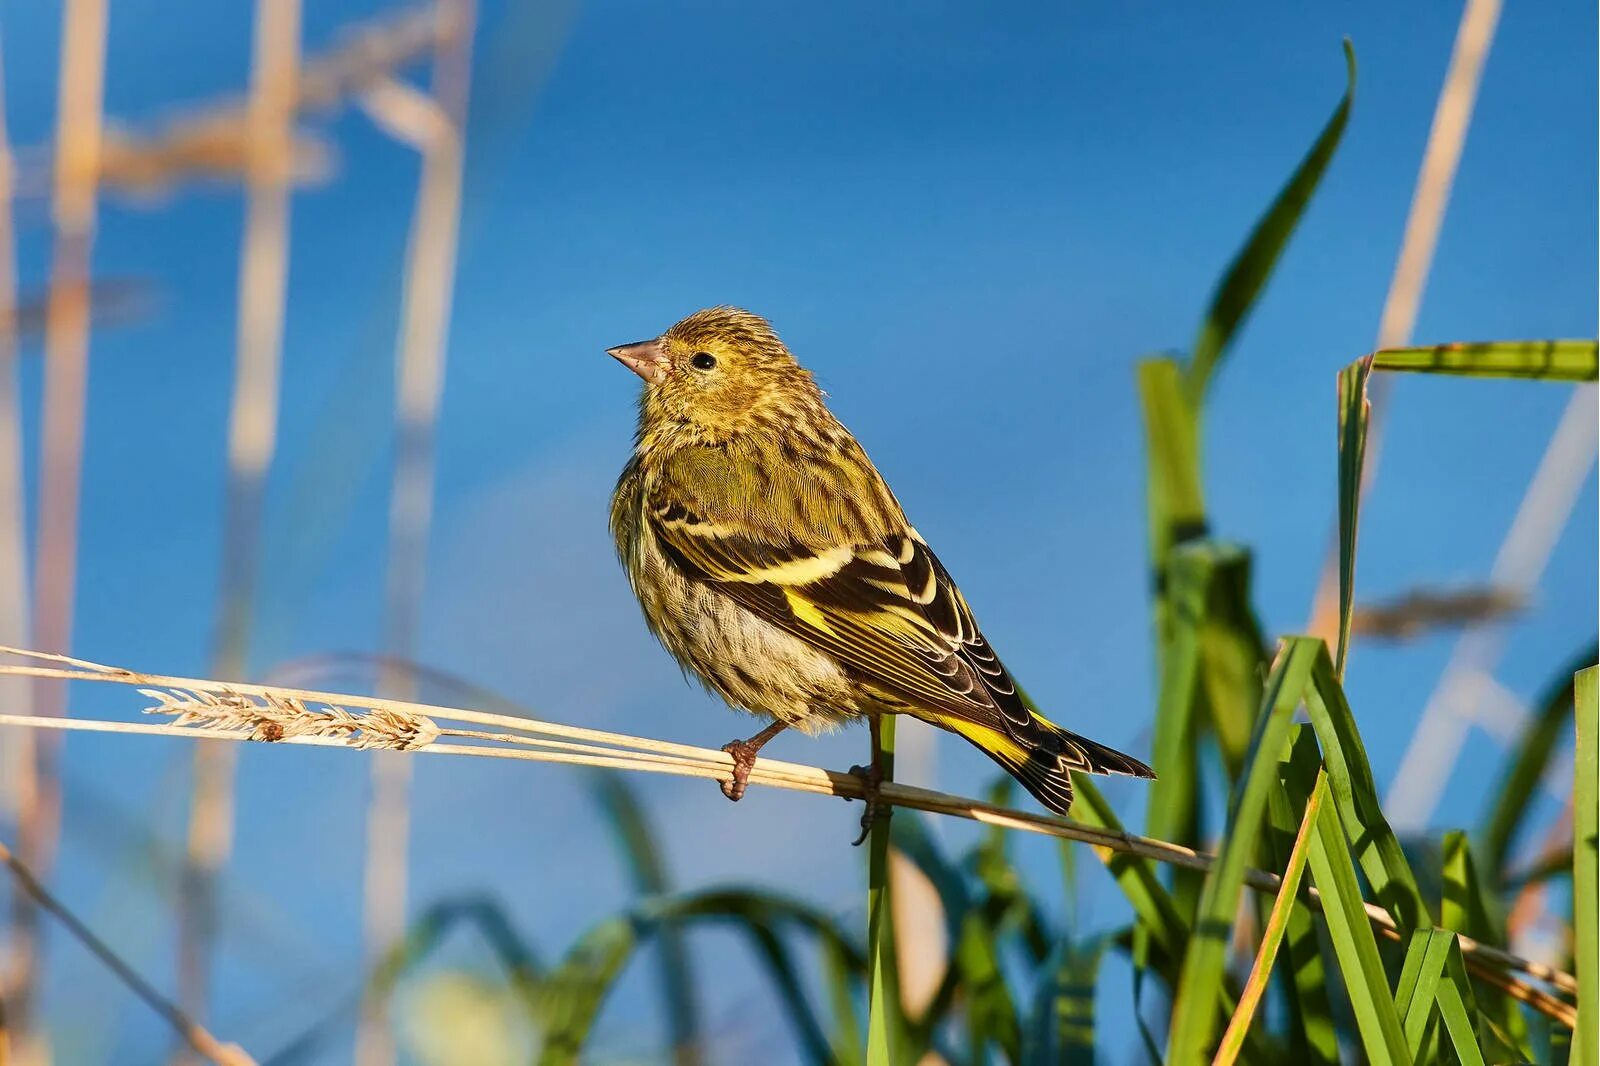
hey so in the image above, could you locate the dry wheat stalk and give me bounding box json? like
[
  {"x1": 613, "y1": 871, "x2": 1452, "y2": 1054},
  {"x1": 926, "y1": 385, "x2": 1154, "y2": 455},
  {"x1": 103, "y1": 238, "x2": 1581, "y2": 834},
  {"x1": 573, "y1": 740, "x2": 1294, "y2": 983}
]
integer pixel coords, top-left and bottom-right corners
[
  {"x1": 0, "y1": 644, "x2": 1578, "y2": 1019},
  {"x1": 142, "y1": 688, "x2": 439, "y2": 750},
  {"x1": 10, "y1": 7, "x2": 446, "y2": 200}
]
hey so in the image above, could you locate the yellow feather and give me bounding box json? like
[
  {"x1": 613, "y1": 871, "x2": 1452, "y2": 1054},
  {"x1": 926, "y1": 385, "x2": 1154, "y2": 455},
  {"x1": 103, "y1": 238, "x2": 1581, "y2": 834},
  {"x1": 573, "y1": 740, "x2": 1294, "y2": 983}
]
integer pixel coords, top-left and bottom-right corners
[{"x1": 784, "y1": 588, "x2": 836, "y2": 635}]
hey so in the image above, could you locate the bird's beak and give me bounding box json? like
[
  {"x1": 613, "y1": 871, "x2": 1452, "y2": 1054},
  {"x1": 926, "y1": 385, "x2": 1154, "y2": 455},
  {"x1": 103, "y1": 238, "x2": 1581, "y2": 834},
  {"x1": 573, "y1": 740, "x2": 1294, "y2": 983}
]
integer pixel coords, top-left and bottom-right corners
[{"x1": 606, "y1": 338, "x2": 669, "y2": 384}]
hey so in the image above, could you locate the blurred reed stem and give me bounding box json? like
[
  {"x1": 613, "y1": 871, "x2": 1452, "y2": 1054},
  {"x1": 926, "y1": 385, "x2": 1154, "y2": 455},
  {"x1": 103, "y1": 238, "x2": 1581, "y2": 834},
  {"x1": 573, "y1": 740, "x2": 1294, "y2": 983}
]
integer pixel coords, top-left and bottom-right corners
[
  {"x1": 357, "y1": 3, "x2": 475, "y2": 1063},
  {"x1": 1305, "y1": 0, "x2": 1502, "y2": 647},
  {"x1": 0, "y1": 645, "x2": 1578, "y2": 1023},
  {"x1": 0, "y1": 34, "x2": 27, "y2": 1066},
  {"x1": 0, "y1": 840, "x2": 252, "y2": 1066},
  {"x1": 8, "y1": 2, "x2": 107, "y2": 1059},
  {"x1": 178, "y1": 1, "x2": 302, "y2": 1058}
]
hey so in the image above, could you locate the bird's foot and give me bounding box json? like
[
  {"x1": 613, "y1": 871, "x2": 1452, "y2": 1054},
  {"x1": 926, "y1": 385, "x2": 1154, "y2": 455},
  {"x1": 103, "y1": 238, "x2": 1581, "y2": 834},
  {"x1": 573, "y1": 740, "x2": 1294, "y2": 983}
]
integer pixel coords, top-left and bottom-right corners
[
  {"x1": 848, "y1": 759, "x2": 890, "y2": 846},
  {"x1": 716, "y1": 720, "x2": 788, "y2": 803},
  {"x1": 719, "y1": 739, "x2": 760, "y2": 802}
]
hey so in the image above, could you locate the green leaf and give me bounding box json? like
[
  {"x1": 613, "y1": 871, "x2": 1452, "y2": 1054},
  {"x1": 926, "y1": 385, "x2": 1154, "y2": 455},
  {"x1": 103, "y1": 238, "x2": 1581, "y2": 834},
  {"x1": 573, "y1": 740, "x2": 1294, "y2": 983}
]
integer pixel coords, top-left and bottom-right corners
[
  {"x1": 1165, "y1": 638, "x2": 1319, "y2": 1061},
  {"x1": 1266, "y1": 729, "x2": 1341, "y2": 1065},
  {"x1": 538, "y1": 917, "x2": 638, "y2": 1066},
  {"x1": 891, "y1": 812, "x2": 1023, "y2": 1063},
  {"x1": 1334, "y1": 356, "x2": 1373, "y2": 678},
  {"x1": 537, "y1": 889, "x2": 867, "y2": 1066},
  {"x1": 1186, "y1": 39, "x2": 1357, "y2": 401},
  {"x1": 1393, "y1": 929, "x2": 1487, "y2": 1066},
  {"x1": 1069, "y1": 778, "x2": 1189, "y2": 958},
  {"x1": 1303, "y1": 643, "x2": 1430, "y2": 931},
  {"x1": 1144, "y1": 541, "x2": 1216, "y2": 852},
  {"x1": 822, "y1": 935, "x2": 867, "y2": 1066},
  {"x1": 1440, "y1": 831, "x2": 1530, "y2": 1059},
  {"x1": 1140, "y1": 357, "x2": 1208, "y2": 570},
  {"x1": 370, "y1": 896, "x2": 544, "y2": 1014},
  {"x1": 1433, "y1": 946, "x2": 1487, "y2": 1066},
  {"x1": 1305, "y1": 787, "x2": 1412, "y2": 1064},
  {"x1": 1393, "y1": 928, "x2": 1452, "y2": 1057},
  {"x1": 1370, "y1": 340, "x2": 1599, "y2": 381},
  {"x1": 866, "y1": 716, "x2": 906, "y2": 1066},
  {"x1": 1214, "y1": 770, "x2": 1330, "y2": 1065},
  {"x1": 591, "y1": 773, "x2": 702, "y2": 1066},
  {"x1": 1195, "y1": 545, "x2": 1270, "y2": 781},
  {"x1": 1479, "y1": 642, "x2": 1598, "y2": 883},
  {"x1": 1026, "y1": 940, "x2": 1106, "y2": 1066},
  {"x1": 1573, "y1": 666, "x2": 1598, "y2": 1066}
]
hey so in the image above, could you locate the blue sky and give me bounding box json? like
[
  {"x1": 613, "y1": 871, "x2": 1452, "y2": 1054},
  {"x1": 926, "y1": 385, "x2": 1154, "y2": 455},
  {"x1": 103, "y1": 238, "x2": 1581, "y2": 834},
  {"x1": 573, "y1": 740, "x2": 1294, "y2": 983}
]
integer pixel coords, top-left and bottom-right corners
[{"x1": 1, "y1": 1, "x2": 1595, "y2": 1060}]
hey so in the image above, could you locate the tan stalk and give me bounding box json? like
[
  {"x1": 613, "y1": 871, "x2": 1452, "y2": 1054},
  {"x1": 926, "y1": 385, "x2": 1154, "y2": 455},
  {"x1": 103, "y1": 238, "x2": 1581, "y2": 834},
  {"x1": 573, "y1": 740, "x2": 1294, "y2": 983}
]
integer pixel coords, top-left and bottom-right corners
[
  {"x1": 8, "y1": 7, "x2": 445, "y2": 201},
  {"x1": 1305, "y1": 0, "x2": 1503, "y2": 646},
  {"x1": 0, "y1": 839, "x2": 254, "y2": 1066},
  {"x1": 356, "y1": 3, "x2": 475, "y2": 1063},
  {"x1": 0, "y1": 646, "x2": 1579, "y2": 1017},
  {"x1": 177, "y1": 1, "x2": 302, "y2": 1057},
  {"x1": 8, "y1": 2, "x2": 108, "y2": 1058},
  {"x1": 0, "y1": 33, "x2": 27, "y2": 1066}
]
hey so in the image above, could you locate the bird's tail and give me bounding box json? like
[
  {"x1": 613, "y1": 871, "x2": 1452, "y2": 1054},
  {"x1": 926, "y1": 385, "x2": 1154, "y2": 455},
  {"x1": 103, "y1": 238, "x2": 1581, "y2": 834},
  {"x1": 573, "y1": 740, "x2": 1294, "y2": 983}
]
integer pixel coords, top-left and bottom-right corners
[{"x1": 937, "y1": 712, "x2": 1155, "y2": 816}]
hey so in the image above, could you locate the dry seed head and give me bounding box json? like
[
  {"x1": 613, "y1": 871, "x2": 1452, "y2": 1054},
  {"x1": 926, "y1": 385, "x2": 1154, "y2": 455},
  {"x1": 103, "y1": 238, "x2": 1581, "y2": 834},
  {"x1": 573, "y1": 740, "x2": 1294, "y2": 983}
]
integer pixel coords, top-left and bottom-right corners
[{"x1": 140, "y1": 687, "x2": 439, "y2": 750}]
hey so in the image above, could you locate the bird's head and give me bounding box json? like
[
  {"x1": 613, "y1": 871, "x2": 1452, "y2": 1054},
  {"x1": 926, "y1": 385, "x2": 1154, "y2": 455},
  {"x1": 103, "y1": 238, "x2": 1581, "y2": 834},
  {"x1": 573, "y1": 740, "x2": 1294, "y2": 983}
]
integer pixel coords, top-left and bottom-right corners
[{"x1": 607, "y1": 307, "x2": 820, "y2": 443}]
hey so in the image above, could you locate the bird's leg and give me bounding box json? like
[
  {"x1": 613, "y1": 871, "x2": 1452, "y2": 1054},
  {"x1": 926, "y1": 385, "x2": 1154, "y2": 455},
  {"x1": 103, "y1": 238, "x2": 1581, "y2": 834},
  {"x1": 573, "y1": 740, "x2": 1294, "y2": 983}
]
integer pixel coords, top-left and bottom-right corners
[
  {"x1": 719, "y1": 720, "x2": 788, "y2": 802},
  {"x1": 849, "y1": 715, "x2": 891, "y2": 847}
]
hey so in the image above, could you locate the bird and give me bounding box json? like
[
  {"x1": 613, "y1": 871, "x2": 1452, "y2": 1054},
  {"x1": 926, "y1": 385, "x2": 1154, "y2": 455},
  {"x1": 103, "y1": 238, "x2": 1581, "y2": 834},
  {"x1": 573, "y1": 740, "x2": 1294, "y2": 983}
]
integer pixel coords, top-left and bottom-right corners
[{"x1": 606, "y1": 307, "x2": 1154, "y2": 829}]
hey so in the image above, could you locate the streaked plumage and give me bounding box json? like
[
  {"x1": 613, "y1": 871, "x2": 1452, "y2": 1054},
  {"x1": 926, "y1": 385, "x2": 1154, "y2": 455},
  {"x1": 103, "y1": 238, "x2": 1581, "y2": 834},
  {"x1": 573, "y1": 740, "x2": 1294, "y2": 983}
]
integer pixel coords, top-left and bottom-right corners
[{"x1": 606, "y1": 307, "x2": 1154, "y2": 814}]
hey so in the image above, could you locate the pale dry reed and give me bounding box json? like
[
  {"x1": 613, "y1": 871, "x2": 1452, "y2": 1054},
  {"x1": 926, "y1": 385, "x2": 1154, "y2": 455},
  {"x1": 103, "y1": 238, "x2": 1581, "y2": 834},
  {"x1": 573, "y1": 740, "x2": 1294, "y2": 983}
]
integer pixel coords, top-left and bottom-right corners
[
  {"x1": 179, "y1": 1, "x2": 305, "y2": 1049},
  {"x1": 1305, "y1": 0, "x2": 1502, "y2": 647},
  {"x1": 9, "y1": 1, "x2": 108, "y2": 1057},
  {"x1": 359, "y1": 2, "x2": 476, "y2": 1062},
  {"x1": 9, "y1": 7, "x2": 448, "y2": 202},
  {"x1": 0, "y1": 644, "x2": 1578, "y2": 1026}
]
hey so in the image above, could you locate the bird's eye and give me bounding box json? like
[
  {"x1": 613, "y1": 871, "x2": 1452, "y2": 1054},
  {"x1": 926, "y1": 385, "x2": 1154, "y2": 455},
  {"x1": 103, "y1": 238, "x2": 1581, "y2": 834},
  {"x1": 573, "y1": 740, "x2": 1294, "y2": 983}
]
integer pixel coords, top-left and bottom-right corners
[{"x1": 690, "y1": 352, "x2": 717, "y2": 371}]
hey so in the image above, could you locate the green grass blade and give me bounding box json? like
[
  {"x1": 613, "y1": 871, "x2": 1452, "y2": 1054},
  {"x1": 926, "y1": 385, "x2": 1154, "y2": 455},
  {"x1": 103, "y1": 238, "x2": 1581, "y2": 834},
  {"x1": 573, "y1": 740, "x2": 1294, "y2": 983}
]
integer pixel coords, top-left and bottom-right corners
[
  {"x1": 1394, "y1": 929, "x2": 1452, "y2": 1058},
  {"x1": 536, "y1": 889, "x2": 868, "y2": 1066},
  {"x1": 1196, "y1": 544, "x2": 1269, "y2": 780},
  {"x1": 1266, "y1": 729, "x2": 1340, "y2": 1064},
  {"x1": 822, "y1": 935, "x2": 867, "y2": 1066},
  {"x1": 954, "y1": 909, "x2": 1023, "y2": 1063},
  {"x1": 745, "y1": 924, "x2": 848, "y2": 1066},
  {"x1": 1304, "y1": 643, "x2": 1430, "y2": 931},
  {"x1": 369, "y1": 896, "x2": 544, "y2": 1014},
  {"x1": 1436, "y1": 942, "x2": 1487, "y2": 1066},
  {"x1": 1479, "y1": 642, "x2": 1598, "y2": 883},
  {"x1": 644, "y1": 890, "x2": 869, "y2": 1066},
  {"x1": 1070, "y1": 778, "x2": 1189, "y2": 957},
  {"x1": 1335, "y1": 356, "x2": 1373, "y2": 677},
  {"x1": 866, "y1": 715, "x2": 905, "y2": 1066},
  {"x1": 591, "y1": 773, "x2": 702, "y2": 1066},
  {"x1": 1165, "y1": 638, "x2": 1319, "y2": 1061},
  {"x1": 1573, "y1": 667, "x2": 1598, "y2": 1066},
  {"x1": 1214, "y1": 771, "x2": 1330, "y2": 1064},
  {"x1": 1145, "y1": 541, "x2": 1215, "y2": 850},
  {"x1": 1370, "y1": 340, "x2": 1599, "y2": 381},
  {"x1": 1186, "y1": 39, "x2": 1356, "y2": 401},
  {"x1": 537, "y1": 917, "x2": 639, "y2": 1066},
  {"x1": 1027, "y1": 942, "x2": 1106, "y2": 1066},
  {"x1": 892, "y1": 811, "x2": 1023, "y2": 1062},
  {"x1": 1139, "y1": 357, "x2": 1208, "y2": 569},
  {"x1": 1440, "y1": 831, "x2": 1530, "y2": 1059},
  {"x1": 1305, "y1": 794, "x2": 1412, "y2": 1064}
]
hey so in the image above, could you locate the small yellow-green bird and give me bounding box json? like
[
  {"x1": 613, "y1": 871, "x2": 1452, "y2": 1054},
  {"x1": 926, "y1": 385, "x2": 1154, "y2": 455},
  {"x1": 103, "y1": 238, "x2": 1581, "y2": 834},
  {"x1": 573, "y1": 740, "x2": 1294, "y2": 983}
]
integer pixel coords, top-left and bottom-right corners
[{"x1": 607, "y1": 307, "x2": 1154, "y2": 819}]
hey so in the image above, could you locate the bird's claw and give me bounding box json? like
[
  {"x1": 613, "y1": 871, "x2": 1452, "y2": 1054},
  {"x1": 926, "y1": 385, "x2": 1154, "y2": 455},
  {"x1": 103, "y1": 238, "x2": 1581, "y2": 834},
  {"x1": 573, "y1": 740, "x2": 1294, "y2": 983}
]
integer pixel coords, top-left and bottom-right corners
[
  {"x1": 848, "y1": 761, "x2": 890, "y2": 846},
  {"x1": 720, "y1": 739, "x2": 758, "y2": 802}
]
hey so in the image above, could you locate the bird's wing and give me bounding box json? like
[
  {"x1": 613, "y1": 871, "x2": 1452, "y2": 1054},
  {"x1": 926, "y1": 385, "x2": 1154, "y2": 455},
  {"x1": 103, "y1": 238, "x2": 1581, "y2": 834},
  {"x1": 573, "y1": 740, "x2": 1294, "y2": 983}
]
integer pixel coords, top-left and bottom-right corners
[{"x1": 645, "y1": 446, "x2": 1035, "y2": 738}]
